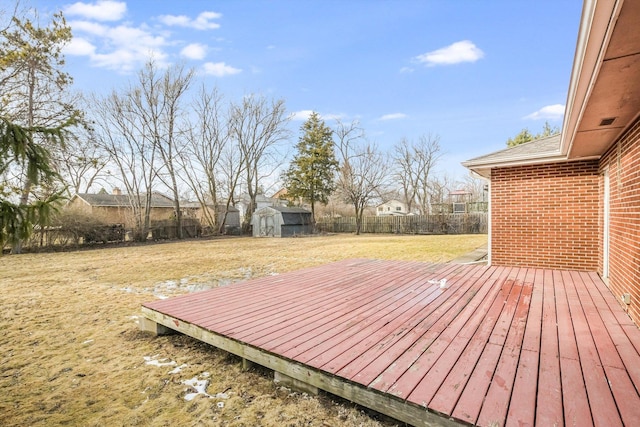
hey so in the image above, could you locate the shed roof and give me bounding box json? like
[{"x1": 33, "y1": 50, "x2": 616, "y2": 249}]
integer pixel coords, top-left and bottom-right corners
[
  {"x1": 74, "y1": 192, "x2": 175, "y2": 208},
  {"x1": 268, "y1": 206, "x2": 311, "y2": 214}
]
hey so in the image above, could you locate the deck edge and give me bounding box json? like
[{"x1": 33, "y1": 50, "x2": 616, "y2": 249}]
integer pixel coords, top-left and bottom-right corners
[{"x1": 140, "y1": 306, "x2": 462, "y2": 427}]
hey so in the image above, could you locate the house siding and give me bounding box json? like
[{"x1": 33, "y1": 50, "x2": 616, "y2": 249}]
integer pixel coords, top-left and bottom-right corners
[
  {"x1": 490, "y1": 160, "x2": 600, "y2": 270},
  {"x1": 599, "y1": 118, "x2": 640, "y2": 323}
]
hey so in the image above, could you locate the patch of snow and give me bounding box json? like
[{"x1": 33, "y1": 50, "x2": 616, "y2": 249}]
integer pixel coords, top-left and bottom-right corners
[
  {"x1": 181, "y1": 372, "x2": 230, "y2": 402},
  {"x1": 183, "y1": 377, "x2": 209, "y2": 401},
  {"x1": 144, "y1": 355, "x2": 177, "y2": 368}
]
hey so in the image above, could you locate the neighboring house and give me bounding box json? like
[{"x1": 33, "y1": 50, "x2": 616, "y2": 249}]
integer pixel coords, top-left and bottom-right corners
[
  {"x1": 376, "y1": 200, "x2": 408, "y2": 216},
  {"x1": 67, "y1": 189, "x2": 175, "y2": 228},
  {"x1": 251, "y1": 206, "x2": 313, "y2": 237},
  {"x1": 463, "y1": 0, "x2": 640, "y2": 324},
  {"x1": 235, "y1": 193, "x2": 287, "y2": 223}
]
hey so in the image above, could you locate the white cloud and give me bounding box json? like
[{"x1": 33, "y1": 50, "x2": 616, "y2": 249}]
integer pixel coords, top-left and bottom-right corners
[
  {"x1": 202, "y1": 62, "x2": 242, "y2": 77},
  {"x1": 414, "y1": 40, "x2": 484, "y2": 66},
  {"x1": 64, "y1": 0, "x2": 126, "y2": 21},
  {"x1": 400, "y1": 66, "x2": 414, "y2": 74},
  {"x1": 289, "y1": 110, "x2": 345, "y2": 121},
  {"x1": 180, "y1": 43, "x2": 207, "y2": 60},
  {"x1": 158, "y1": 11, "x2": 222, "y2": 30},
  {"x1": 524, "y1": 104, "x2": 565, "y2": 120},
  {"x1": 63, "y1": 37, "x2": 96, "y2": 56},
  {"x1": 290, "y1": 110, "x2": 313, "y2": 121},
  {"x1": 379, "y1": 113, "x2": 407, "y2": 121},
  {"x1": 68, "y1": 20, "x2": 169, "y2": 73},
  {"x1": 69, "y1": 20, "x2": 109, "y2": 36}
]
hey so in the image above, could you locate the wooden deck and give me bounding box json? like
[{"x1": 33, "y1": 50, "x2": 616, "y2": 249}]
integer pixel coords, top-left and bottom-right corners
[{"x1": 141, "y1": 259, "x2": 640, "y2": 426}]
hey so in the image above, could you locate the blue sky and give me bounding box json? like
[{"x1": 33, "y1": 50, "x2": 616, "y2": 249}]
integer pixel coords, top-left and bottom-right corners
[{"x1": 30, "y1": 0, "x2": 582, "y2": 180}]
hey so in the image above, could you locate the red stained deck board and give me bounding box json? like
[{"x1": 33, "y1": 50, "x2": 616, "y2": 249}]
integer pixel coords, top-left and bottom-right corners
[
  {"x1": 351, "y1": 266, "x2": 506, "y2": 388},
  {"x1": 427, "y1": 269, "x2": 532, "y2": 418},
  {"x1": 475, "y1": 278, "x2": 534, "y2": 426},
  {"x1": 145, "y1": 259, "x2": 363, "y2": 320},
  {"x1": 505, "y1": 349, "x2": 538, "y2": 427},
  {"x1": 290, "y1": 264, "x2": 469, "y2": 367},
  {"x1": 535, "y1": 269, "x2": 563, "y2": 426},
  {"x1": 582, "y1": 276, "x2": 640, "y2": 387},
  {"x1": 476, "y1": 346, "x2": 520, "y2": 427},
  {"x1": 451, "y1": 342, "x2": 503, "y2": 424},
  {"x1": 385, "y1": 272, "x2": 516, "y2": 400},
  {"x1": 561, "y1": 356, "x2": 594, "y2": 427},
  {"x1": 561, "y1": 270, "x2": 622, "y2": 427},
  {"x1": 240, "y1": 261, "x2": 438, "y2": 345},
  {"x1": 575, "y1": 272, "x2": 640, "y2": 423},
  {"x1": 571, "y1": 271, "x2": 625, "y2": 370},
  {"x1": 401, "y1": 274, "x2": 520, "y2": 405},
  {"x1": 141, "y1": 259, "x2": 640, "y2": 427},
  {"x1": 200, "y1": 260, "x2": 402, "y2": 333},
  {"x1": 280, "y1": 264, "x2": 460, "y2": 362},
  {"x1": 334, "y1": 264, "x2": 489, "y2": 380}
]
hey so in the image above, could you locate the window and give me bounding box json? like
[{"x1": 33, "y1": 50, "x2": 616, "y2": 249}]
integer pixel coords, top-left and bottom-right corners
[{"x1": 396, "y1": 206, "x2": 402, "y2": 211}]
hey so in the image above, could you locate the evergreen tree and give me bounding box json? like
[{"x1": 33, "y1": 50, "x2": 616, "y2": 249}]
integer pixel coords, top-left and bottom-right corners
[
  {"x1": 0, "y1": 118, "x2": 68, "y2": 252},
  {"x1": 283, "y1": 112, "x2": 338, "y2": 223},
  {"x1": 506, "y1": 121, "x2": 560, "y2": 147},
  {"x1": 1, "y1": 10, "x2": 80, "y2": 252}
]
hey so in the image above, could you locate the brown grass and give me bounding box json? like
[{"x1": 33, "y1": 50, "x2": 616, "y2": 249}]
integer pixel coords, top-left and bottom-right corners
[{"x1": 0, "y1": 234, "x2": 486, "y2": 426}]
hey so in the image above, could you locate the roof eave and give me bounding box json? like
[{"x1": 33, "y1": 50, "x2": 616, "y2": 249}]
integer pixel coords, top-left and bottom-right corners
[
  {"x1": 561, "y1": 0, "x2": 622, "y2": 157},
  {"x1": 463, "y1": 153, "x2": 600, "y2": 178}
]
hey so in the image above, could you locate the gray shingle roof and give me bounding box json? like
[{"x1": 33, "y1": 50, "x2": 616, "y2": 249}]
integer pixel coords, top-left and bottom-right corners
[
  {"x1": 269, "y1": 206, "x2": 311, "y2": 214},
  {"x1": 462, "y1": 134, "x2": 564, "y2": 177},
  {"x1": 76, "y1": 192, "x2": 175, "y2": 208}
]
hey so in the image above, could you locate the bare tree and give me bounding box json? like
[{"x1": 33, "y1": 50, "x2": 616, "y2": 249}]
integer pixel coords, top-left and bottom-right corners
[
  {"x1": 334, "y1": 120, "x2": 388, "y2": 235},
  {"x1": 217, "y1": 142, "x2": 245, "y2": 233},
  {"x1": 132, "y1": 61, "x2": 194, "y2": 239},
  {"x1": 462, "y1": 174, "x2": 487, "y2": 201},
  {"x1": 178, "y1": 85, "x2": 231, "y2": 233},
  {"x1": 228, "y1": 94, "x2": 289, "y2": 230},
  {"x1": 428, "y1": 173, "x2": 455, "y2": 210},
  {"x1": 91, "y1": 90, "x2": 157, "y2": 241},
  {"x1": 392, "y1": 134, "x2": 442, "y2": 215},
  {"x1": 57, "y1": 125, "x2": 108, "y2": 195}
]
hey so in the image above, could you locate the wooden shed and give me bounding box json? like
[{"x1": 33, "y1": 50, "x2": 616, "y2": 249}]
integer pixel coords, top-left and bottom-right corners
[{"x1": 251, "y1": 206, "x2": 313, "y2": 237}]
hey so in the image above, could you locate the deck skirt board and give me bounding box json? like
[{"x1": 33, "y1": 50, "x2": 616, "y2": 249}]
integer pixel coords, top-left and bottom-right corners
[{"x1": 142, "y1": 259, "x2": 640, "y2": 427}]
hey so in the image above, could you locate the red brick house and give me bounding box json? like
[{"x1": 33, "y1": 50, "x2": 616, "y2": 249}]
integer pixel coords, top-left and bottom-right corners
[{"x1": 464, "y1": 0, "x2": 640, "y2": 323}]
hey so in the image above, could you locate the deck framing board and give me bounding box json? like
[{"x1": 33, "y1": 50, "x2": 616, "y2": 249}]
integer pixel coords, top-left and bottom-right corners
[{"x1": 140, "y1": 305, "x2": 459, "y2": 427}]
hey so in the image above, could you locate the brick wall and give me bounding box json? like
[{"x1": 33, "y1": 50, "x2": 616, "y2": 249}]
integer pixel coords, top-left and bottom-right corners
[
  {"x1": 599, "y1": 119, "x2": 640, "y2": 323},
  {"x1": 491, "y1": 160, "x2": 600, "y2": 270}
]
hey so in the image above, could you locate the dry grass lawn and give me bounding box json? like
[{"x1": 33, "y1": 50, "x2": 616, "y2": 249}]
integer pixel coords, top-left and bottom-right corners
[{"x1": 0, "y1": 234, "x2": 486, "y2": 426}]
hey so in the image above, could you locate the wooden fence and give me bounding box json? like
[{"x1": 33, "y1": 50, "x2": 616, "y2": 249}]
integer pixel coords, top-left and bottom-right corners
[{"x1": 316, "y1": 213, "x2": 487, "y2": 235}]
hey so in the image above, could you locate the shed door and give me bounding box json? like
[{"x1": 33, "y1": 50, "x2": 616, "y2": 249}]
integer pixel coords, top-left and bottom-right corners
[{"x1": 260, "y1": 215, "x2": 275, "y2": 237}]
